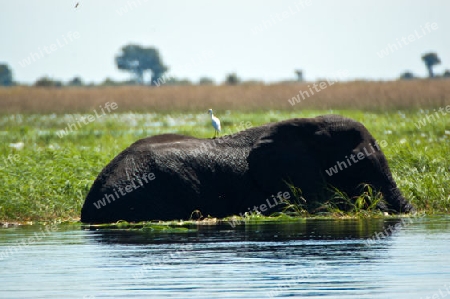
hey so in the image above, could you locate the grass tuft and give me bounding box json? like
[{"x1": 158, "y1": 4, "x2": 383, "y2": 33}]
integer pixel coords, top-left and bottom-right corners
[{"x1": 319, "y1": 184, "x2": 386, "y2": 217}]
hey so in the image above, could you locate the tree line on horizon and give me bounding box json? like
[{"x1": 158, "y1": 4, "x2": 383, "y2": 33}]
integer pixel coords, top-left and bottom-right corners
[{"x1": 0, "y1": 44, "x2": 449, "y2": 87}]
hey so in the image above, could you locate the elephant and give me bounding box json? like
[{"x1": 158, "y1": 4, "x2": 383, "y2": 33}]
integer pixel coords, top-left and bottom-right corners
[{"x1": 80, "y1": 114, "x2": 412, "y2": 223}]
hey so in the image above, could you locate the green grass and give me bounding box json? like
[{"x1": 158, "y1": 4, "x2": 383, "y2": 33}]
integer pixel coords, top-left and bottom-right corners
[
  {"x1": 317, "y1": 184, "x2": 387, "y2": 217},
  {"x1": 0, "y1": 109, "x2": 449, "y2": 223}
]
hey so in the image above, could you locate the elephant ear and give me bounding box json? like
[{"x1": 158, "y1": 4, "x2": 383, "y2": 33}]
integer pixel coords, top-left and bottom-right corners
[{"x1": 247, "y1": 121, "x2": 323, "y2": 195}]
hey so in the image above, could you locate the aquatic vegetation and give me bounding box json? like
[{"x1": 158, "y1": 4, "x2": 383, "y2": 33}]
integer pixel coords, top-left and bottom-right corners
[
  {"x1": 279, "y1": 184, "x2": 309, "y2": 216},
  {"x1": 273, "y1": 183, "x2": 386, "y2": 218},
  {"x1": 320, "y1": 184, "x2": 387, "y2": 217},
  {"x1": 0, "y1": 110, "x2": 448, "y2": 222}
]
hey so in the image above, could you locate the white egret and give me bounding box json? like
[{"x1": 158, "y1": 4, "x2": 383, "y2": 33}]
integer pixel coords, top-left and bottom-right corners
[{"x1": 208, "y1": 109, "x2": 221, "y2": 138}]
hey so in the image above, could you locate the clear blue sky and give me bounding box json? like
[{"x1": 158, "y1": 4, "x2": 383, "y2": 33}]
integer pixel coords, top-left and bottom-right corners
[{"x1": 1, "y1": 0, "x2": 449, "y2": 84}]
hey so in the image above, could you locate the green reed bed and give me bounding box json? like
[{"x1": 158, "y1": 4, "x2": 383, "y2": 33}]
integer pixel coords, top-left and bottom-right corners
[{"x1": 0, "y1": 110, "x2": 448, "y2": 223}]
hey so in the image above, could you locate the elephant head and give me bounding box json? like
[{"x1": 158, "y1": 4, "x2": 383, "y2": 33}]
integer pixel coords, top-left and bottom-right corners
[{"x1": 247, "y1": 115, "x2": 412, "y2": 213}]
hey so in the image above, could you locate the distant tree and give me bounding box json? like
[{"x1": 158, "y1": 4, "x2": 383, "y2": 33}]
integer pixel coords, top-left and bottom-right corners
[
  {"x1": 198, "y1": 77, "x2": 215, "y2": 85},
  {"x1": 225, "y1": 73, "x2": 240, "y2": 85},
  {"x1": 100, "y1": 77, "x2": 137, "y2": 86},
  {"x1": 241, "y1": 80, "x2": 264, "y2": 85},
  {"x1": 443, "y1": 70, "x2": 450, "y2": 78},
  {"x1": 399, "y1": 71, "x2": 415, "y2": 80},
  {"x1": 0, "y1": 63, "x2": 14, "y2": 86},
  {"x1": 101, "y1": 77, "x2": 119, "y2": 86},
  {"x1": 115, "y1": 44, "x2": 168, "y2": 85},
  {"x1": 165, "y1": 77, "x2": 192, "y2": 86},
  {"x1": 67, "y1": 76, "x2": 84, "y2": 86},
  {"x1": 295, "y1": 69, "x2": 303, "y2": 82},
  {"x1": 34, "y1": 76, "x2": 62, "y2": 87},
  {"x1": 421, "y1": 52, "x2": 441, "y2": 78}
]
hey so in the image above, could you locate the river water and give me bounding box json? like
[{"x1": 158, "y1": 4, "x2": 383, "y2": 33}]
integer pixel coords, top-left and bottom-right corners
[{"x1": 1, "y1": 216, "x2": 449, "y2": 299}]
